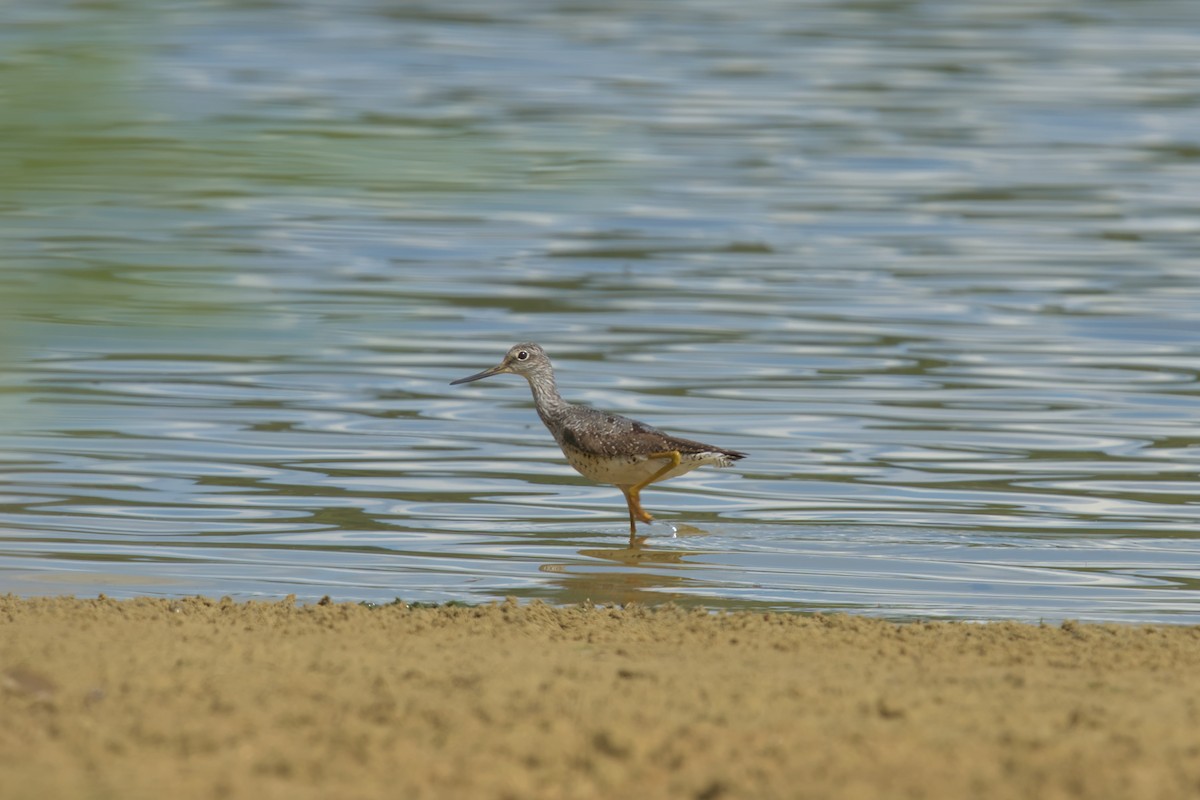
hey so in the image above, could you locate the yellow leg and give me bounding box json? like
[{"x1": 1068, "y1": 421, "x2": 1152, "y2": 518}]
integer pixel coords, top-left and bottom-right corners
[
  {"x1": 620, "y1": 487, "x2": 636, "y2": 535},
  {"x1": 633, "y1": 450, "x2": 682, "y2": 496},
  {"x1": 619, "y1": 450, "x2": 682, "y2": 544},
  {"x1": 621, "y1": 486, "x2": 654, "y2": 529},
  {"x1": 621, "y1": 486, "x2": 654, "y2": 549},
  {"x1": 628, "y1": 489, "x2": 653, "y2": 549}
]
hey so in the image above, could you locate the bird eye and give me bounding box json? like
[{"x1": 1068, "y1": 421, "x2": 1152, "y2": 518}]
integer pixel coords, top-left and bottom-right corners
[{"x1": 516, "y1": 350, "x2": 529, "y2": 361}]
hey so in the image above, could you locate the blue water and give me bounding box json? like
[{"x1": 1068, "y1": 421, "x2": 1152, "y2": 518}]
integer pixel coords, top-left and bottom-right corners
[{"x1": 2, "y1": 0, "x2": 1200, "y2": 622}]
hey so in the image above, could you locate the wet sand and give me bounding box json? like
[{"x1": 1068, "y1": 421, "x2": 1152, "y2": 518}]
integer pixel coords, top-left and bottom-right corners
[{"x1": 3, "y1": 595, "x2": 1199, "y2": 799}]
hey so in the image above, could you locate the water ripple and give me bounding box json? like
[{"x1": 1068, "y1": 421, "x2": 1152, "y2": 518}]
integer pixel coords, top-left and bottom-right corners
[{"x1": 2, "y1": 0, "x2": 1200, "y2": 621}]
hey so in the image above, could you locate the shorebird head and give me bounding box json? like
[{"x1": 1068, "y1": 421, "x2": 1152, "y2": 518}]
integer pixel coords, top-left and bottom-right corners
[{"x1": 449, "y1": 342, "x2": 551, "y2": 385}]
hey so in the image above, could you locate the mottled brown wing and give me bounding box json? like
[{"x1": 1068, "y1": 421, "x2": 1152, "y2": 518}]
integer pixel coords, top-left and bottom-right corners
[{"x1": 552, "y1": 406, "x2": 743, "y2": 460}]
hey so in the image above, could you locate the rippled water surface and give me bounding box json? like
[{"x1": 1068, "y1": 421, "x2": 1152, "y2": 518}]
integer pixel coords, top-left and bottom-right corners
[{"x1": 3, "y1": 0, "x2": 1200, "y2": 622}]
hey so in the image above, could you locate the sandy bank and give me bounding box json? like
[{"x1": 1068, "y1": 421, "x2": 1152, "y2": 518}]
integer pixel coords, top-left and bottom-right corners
[{"x1": 2, "y1": 595, "x2": 1198, "y2": 799}]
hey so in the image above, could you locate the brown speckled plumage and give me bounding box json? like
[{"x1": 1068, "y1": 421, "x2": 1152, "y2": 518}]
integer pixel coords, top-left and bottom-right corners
[{"x1": 451, "y1": 343, "x2": 746, "y2": 543}]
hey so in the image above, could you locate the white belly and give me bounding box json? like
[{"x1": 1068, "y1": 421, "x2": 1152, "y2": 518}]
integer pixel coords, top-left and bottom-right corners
[{"x1": 560, "y1": 447, "x2": 720, "y2": 488}]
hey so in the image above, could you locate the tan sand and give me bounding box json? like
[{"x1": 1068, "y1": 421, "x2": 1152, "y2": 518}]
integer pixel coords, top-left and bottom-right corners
[{"x1": 2, "y1": 595, "x2": 1199, "y2": 800}]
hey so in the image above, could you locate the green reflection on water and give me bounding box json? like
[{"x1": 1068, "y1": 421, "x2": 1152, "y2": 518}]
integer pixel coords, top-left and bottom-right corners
[
  {"x1": 0, "y1": 7, "x2": 540, "y2": 197},
  {"x1": 0, "y1": 4, "x2": 620, "y2": 356}
]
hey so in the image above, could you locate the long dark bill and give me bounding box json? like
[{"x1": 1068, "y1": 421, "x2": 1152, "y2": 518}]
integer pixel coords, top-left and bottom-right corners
[{"x1": 449, "y1": 363, "x2": 508, "y2": 385}]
